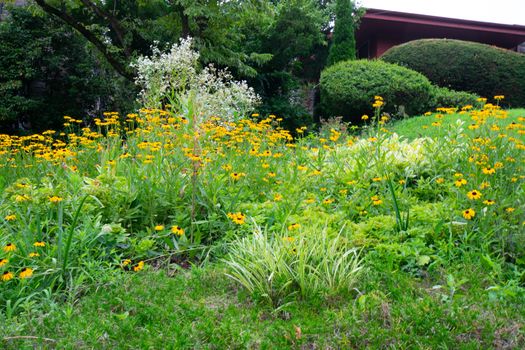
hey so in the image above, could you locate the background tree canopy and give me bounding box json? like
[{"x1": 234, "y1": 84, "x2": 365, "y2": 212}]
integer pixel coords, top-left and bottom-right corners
[{"x1": 0, "y1": 0, "x2": 361, "y2": 133}]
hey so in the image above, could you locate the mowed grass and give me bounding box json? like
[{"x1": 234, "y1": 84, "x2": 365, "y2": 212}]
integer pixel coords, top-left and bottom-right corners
[
  {"x1": 2, "y1": 260, "x2": 524, "y2": 349},
  {"x1": 390, "y1": 108, "x2": 525, "y2": 140}
]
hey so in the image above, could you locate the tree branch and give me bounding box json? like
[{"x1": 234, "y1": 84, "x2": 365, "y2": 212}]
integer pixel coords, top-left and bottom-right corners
[
  {"x1": 77, "y1": 0, "x2": 130, "y2": 57},
  {"x1": 34, "y1": 0, "x2": 135, "y2": 81}
]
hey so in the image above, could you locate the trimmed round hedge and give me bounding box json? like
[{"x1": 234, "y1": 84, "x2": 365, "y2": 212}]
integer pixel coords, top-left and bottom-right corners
[
  {"x1": 381, "y1": 39, "x2": 525, "y2": 107},
  {"x1": 319, "y1": 59, "x2": 433, "y2": 121}
]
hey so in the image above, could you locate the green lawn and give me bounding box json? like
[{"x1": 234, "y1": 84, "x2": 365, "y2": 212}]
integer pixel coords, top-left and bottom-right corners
[
  {"x1": 389, "y1": 108, "x2": 525, "y2": 140},
  {"x1": 2, "y1": 259, "x2": 524, "y2": 349}
]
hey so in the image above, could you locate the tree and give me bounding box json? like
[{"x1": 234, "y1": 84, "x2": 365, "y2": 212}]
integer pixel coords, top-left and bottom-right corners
[
  {"x1": 0, "y1": 7, "x2": 132, "y2": 132},
  {"x1": 327, "y1": 0, "x2": 356, "y2": 66},
  {"x1": 32, "y1": 0, "x2": 272, "y2": 80}
]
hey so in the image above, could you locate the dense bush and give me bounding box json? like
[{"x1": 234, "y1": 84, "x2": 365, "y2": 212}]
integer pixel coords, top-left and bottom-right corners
[
  {"x1": 319, "y1": 60, "x2": 433, "y2": 121},
  {"x1": 382, "y1": 39, "x2": 525, "y2": 107},
  {"x1": 428, "y1": 86, "x2": 480, "y2": 110}
]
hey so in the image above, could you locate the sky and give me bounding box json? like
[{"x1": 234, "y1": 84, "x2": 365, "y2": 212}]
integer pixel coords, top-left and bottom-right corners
[{"x1": 358, "y1": 0, "x2": 525, "y2": 26}]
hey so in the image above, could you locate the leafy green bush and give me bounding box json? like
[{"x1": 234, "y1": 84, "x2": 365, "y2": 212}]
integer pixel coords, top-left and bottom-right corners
[
  {"x1": 319, "y1": 60, "x2": 433, "y2": 121},
  {"x1": 382, "y1": 39, "x2": 525, "y2": 107},
  {"x1": 224, "y1": 226, "x2": 362, "y2": 307},
  {"x1": 428, "y1": 86, "x2": 480, "y2": 110}
]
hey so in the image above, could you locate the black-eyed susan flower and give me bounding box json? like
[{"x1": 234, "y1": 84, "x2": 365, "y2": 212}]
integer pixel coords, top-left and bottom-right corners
[
  {"x1": 288, "y1": 223, "x2": 301, "y2": 231},
  {"x1": 49, "y1": 196, "x2": 63, "y2": 203},
  {"x1": 133, "y1": 261, "x2": 144, "y2": 272},
  {"x1": 361, "y1": 115, "x2": 369, "y2": 121},
  {"x1": 4, "y1": 214, "x2": 16, "y2": 221},
  {"x1": 33, "y1": 241, "x2": 45, "y2": 247},
  {"x1": 0, "y1": 258, "x2": 8, "y2": 267},
  {"x1": 230, "y1": 172, "x2": 246, "y2": 181},
  {"x1": 2, "y1": 271, "x2": 14, "y2": 282},
  {"x1": 227, "y1": 212, "x2": 246, "y2": 225},
  {"x1": 467, "y1": 190, "x2": 482, "y2": 200},
  {"x1": 482, "y1": 167, "x2": 496, "y2": 175},
  {"x1": 322, "y1": 198, "x2": 334, "y2": 205},
  {"x1": 28, "y1": 252, "x2": 40, "y2": 258},
  {"x1": 171, "y1": 225, "x2": 185, "y2": 236},
  {"x1": 3, "y1": 243, "x2": 16, "y2": 253},
  {"x1": 154, "y1": 225, "x2": 165, "y2": 231},
  {"x1": 19, "y1": 267, "x2": 33, "y2": 279},
  {"x1": 462, "y1": 209, "x2": 476, "y2": 220},
  {"x1": 371, "y1": 195, "x2": 383, "y2": 205},
  {"x1": 455, "y1": 179, "x2": 467, "y2": 187},
  {"x1": 274, "y1": 193, "x2": 283, "y2": 202},
  {"x1": 483, "y1": 199, "x2": 495, "y2": 205},
  {"x1": 436, "y1": 178, "x2": 445, "y2": 184},
  {"x1": 506, "y1": 207, "x2": 515, "y2": 213}
]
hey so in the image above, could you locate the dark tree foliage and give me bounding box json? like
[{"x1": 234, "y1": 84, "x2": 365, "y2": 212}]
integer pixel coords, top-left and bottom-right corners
[
  {"x1": 0, "y1": 7, "x2": 134, "y2": 132},
  {"x1": 32, "y1": 0, "x2": 273, "y2": 79},
  {"x1": 327, "y1": 0, "x2": 356, "y2": 66},
  {"x1": 247, "y1": 1, "x2": 330, "y2": 130}
]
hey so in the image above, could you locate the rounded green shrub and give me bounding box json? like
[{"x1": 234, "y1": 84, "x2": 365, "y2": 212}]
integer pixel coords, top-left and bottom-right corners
[
  {"x1": 428, "y1": 86, "x2": 480, "y2": 110},
  {"x1": 319, "y1": 59, "x2": 433, "y2": 121},
  {"x1": 381, "y1": 39, "x2": 525, "y2": 107}
]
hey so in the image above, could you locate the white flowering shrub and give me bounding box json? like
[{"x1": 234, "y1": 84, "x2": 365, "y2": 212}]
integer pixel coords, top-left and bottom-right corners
[{"x1": 131, "y1": 38, "x2": 260, "y2": 121}]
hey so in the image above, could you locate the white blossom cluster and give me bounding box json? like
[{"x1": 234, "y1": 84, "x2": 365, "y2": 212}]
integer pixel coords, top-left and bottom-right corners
[{"x1": 131, "y1": 38, "x2": 260, "y2": 121}]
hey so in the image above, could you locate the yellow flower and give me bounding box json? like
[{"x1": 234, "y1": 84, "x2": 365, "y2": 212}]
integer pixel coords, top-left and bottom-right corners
[
  {"x1": 4, "y1": 214, "x2": 16, "y2": 221},
  {"x1": 494, "y1": 95, "x2": 504, "y2": 100},
  {"x1": 19, "y1": 267, "x2": 33, "y2": 279},
  {"x1": 230, "y1": 172, "x2": 246, "y2": 181},
  {"x1": 322, "y1": 198, "x2": 334, "y2": 205},
  {"x1": 462, "y1": 209, "x2": 476, "y2": 220},
  {"x1": 122, "y1": 259, "x2": 132, "y2": 267},
  {"x1": 2, "y1": 271, "x2": 14, "y2": 282},
  {"x1": 274, "y1": 193, "x2": 283, "y2": 202},
  {"x1": 480, "y1": 181, "x2": 490, "y2": 189},
  {"x1": 398, "y1": 179, "x2": 406, "y2": 185},
  {"x1": 133, "y1": 261, "x2": 145, "y2": 272},
  {"x1": 304, "y1": 198, "x2": 315, "y2": 204},
  {"x1": 3, "y1": 243, "x2": 16, "y2": 253},
  {"x1": 49, "y1": 196, "x2": 63, "y2": 203},
  {"x1": 288, "y1": 223, "x2": 301, "y2": 231},
  {"x1": 371, "y1": 195, "x2": 383, "y2": 205},
  {"x1": 454, "y1": 179, "x2": 467, "y2": 187},
  {"x1": 0, "y1": 258, "x2": 8, "y2": 267},
  {"x1": 154, "y1": 225, "x2": 165, "y2": 231},
  {"x1": 436, "y1": 178, "x2": 445, "y2": 184},
  {"x1": 29, "y1": 252, "x2": 40, "y2": 258},
  {"x1": 282, "y1": 236, "x2": 295, "y2": 242},
  {"x1": 372, "y1": 177, "x2": 382, "y2": 182},
  {"x1": 482, "y1": 167, "x2": 495, "y2": 175},
  {"x1": 171, "y1": 226, "x2": 185, "y2": 236},
  {"x1": 483, "y1": 199, "x2": 495, "y2": 206},
  {"x1": 505, "y1": 207, "x2": 515, "y2": 213},
  {"x1": 466, "y1": 190, "x2": 482, "y2": 200},
  {"x1": 361, "y1": 115, "x2": 369, "y2": 121},
  {"x1": 33, "y1": 241, "x2": 46, "y2": 247},
  {"x1": 227, "y1": 212, "x2": 246, "y2": 225}
]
